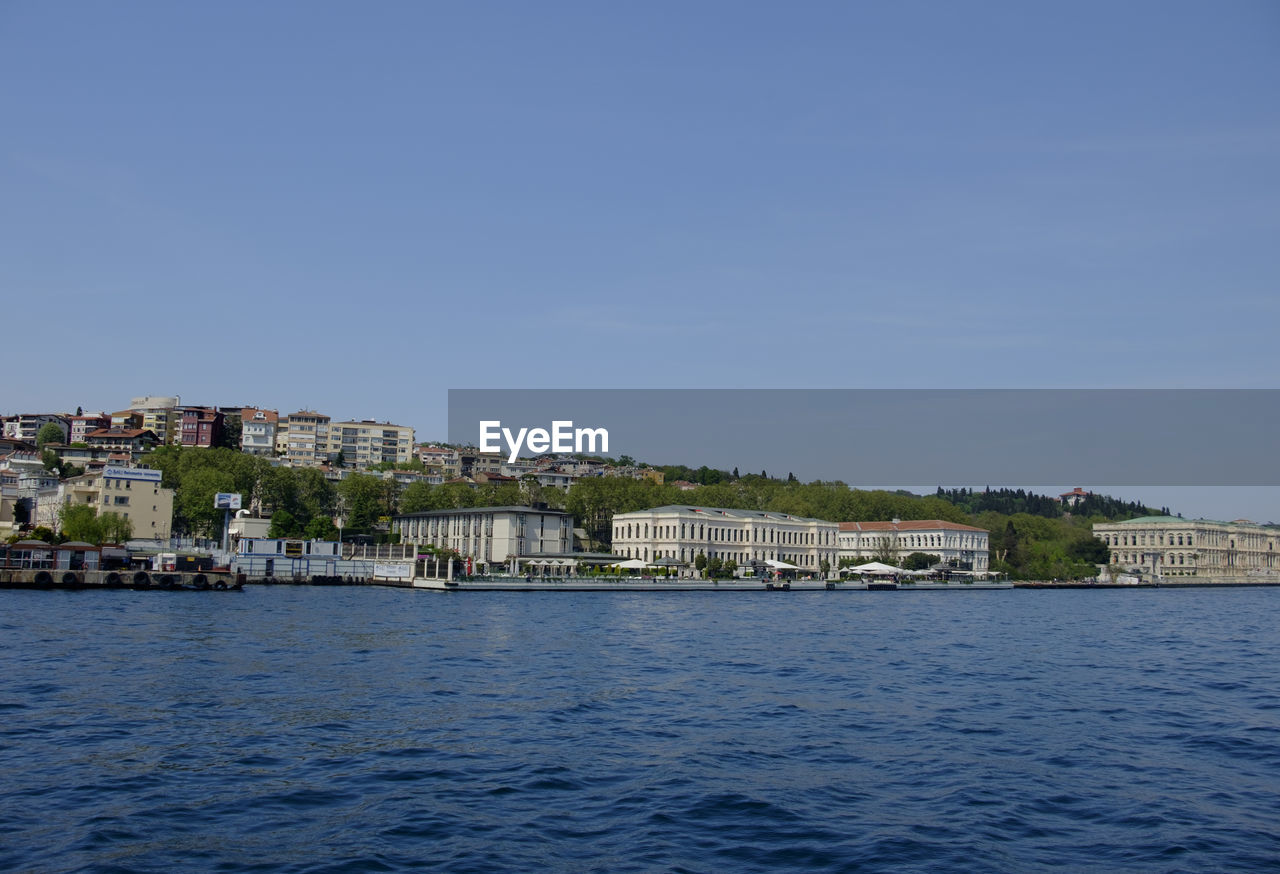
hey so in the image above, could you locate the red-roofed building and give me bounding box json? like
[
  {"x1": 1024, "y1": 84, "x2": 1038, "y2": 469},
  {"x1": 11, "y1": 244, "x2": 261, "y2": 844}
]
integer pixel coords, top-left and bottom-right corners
[
  {"x1": 84, "y1": 428, "x2": 161, "y2": 454},
  {"x1": 179, "y1": 406, "x2": 224, "y2": 448},
  {"x1": 240, "y1": 408, "x2": 279, "y2": 456},
  {"x1": 1059, "y1": 487, "x2": 1091, "y2": 507},
  {"x1": 68, "y1": 414, "x2": 111, "y2": 444}
]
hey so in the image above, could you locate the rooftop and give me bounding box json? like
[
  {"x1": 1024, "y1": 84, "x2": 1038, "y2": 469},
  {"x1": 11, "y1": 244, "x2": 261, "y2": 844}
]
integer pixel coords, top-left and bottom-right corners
[
  {"x1": 839, "y1": 520, "x2": 987, "y2": 533},
  {"x1": 394, "y1": 505, "x2": 571, "y2": 519},
  {"x1": 615, "y1": 505, "x2": 835, "y2": 525}
]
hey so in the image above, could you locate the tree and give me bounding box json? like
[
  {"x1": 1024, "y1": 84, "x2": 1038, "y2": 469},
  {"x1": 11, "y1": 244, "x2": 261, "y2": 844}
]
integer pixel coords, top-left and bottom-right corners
[
  {"x1": 304, "y1": 515, "x2": 338, "y2": 540},
  {"x1": 36, "y1": 423, "x2": 65, "y2": 449},
  {"x1": 1068, "y1": 536, "x2": 1110, "y2": 565},
  {"x1": 216, "y1": 414, "x2": 242, "y2": 451},
  {"x1": 872, "y1": 536, "x2": 898, "y2": 565},
  {"x1": 99, "y1": 512, "x2": 133, "y2": 544},
  {"x1": 400, "y1": 481, "x2": 434, "y2": 514},
  {"x1": 268, "y1": 509, "x2": 302, "y2": 538},
  {"x1": 176, "y1": 467, "x2": 237, "y2": 537},
  {"x1": 60, "y1": 503, "x2": 102, "y2": 542},
  {"x1": 338, "y1": 473, "x2": 392, "y2": 535},
  {"x1": 903, "y1": 551, "x2": 940, "y2": 570}
]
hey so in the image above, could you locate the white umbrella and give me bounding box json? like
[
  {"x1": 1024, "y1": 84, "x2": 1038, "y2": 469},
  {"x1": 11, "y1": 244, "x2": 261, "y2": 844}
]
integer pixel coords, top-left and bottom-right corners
[
  {"x1": 764, "y1": 559, "x2": 800, "y2": 569},
  {"x1": 614, "y1": 558, "x2": 648, "y2": 569}
]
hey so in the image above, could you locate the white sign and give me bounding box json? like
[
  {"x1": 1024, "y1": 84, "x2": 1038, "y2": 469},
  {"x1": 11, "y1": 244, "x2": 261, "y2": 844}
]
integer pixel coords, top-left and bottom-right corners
[
  {"x1": 374, "y1": 562, "x2": 413, "y2": 580},
  {"x1": 214, "y1": 493, "x2": 243, "y2": 510},
  {"x1": 479, "y1": 420, "x2": 609, "y2": 463},
  {"x1": 103, "y1": 466, "x2": 163, "y2": 483}
]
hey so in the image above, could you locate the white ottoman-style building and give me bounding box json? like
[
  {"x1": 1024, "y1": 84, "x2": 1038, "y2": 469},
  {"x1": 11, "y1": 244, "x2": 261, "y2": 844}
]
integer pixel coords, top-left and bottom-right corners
[
  {"x1": 611, "y1": 505, "x2": 839, "y2": 574},
  {"x1": 1094, "y1": 516, "x2": 1280, "y2": 578},
  {"x1": 837, "y1": 520, "x2": 990, "y2": 572}
]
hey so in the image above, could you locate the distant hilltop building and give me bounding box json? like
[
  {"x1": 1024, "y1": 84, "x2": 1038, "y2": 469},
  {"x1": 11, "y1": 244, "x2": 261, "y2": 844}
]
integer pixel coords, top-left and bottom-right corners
[
  {"x1": 611, "y1": 505, "x2": 839, "y2": 575},
  {"x1": 1059, "y1": 487, "x2": 1092, "y2": 507},
  {"x1": 838, "y1": 520, "x2": 990, "y2": 572},
  {"x1": 1094, "y1": 516, "x2": 1280, "y2": 578}
]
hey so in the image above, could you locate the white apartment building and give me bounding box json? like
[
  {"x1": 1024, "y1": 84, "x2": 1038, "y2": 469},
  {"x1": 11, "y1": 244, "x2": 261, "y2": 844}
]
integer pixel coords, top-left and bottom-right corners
[
  {"x1": 277, "y1": 411, "x2": 332, "y2": 466},
  {"x1": 838, "y1": 520, "x2": 990, "y2": 571},
  {"x1": 240, "y1": 408, "x2": 279, "y2": 456},
  {"x1": 1094, "y1": 516, "x2": 1280, "y2": 578},
  {"x1": 392, "y1": 506, "x2": 573, "y2": 568},
  {"x1": 611, "y1": 505, "x2": 840, "y2": 573},
  {"x1": 330, "y1": 420, "x2": 415, "y2": 468}
]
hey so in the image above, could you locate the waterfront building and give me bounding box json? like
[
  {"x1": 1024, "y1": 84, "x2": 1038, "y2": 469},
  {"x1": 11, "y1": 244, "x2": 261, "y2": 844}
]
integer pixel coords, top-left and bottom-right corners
[
  {"x1": 240, "y1": 408, "x2": 279, "y2": 456},
  {"x1": 0, "y1": 489, "x2": 16, "y2": 538},
  {"x1": 329, "y1": 420, "x2": 415, "y2": 469},
  {"x1": 1094, "y1": 516, "x2": 1280, "y2": 578},
  {"x1": 611, "y1": 505, "x2": 839, "y2": 573},
  {"x1": 392, "y1": 506, "x2": 573, "y2": 569},
  {"x1": 838, "y1": 520, "x2": 990, "y2": 572},
  {"x1": 58, "y1": 466, "x2": 174, "y2": 540}
]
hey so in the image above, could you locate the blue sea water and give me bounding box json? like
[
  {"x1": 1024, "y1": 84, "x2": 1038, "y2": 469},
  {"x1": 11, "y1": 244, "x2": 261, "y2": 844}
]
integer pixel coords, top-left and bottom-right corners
[{"x1": 2, "y1": 586, "x2": 1279, "y2": 873}]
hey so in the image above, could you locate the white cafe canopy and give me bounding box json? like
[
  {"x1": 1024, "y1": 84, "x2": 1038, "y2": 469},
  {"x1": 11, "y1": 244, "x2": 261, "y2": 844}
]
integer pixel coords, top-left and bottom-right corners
[
  {"x1": 764, "y1": 559, "x2": 800, "y2": 569},
  {"x1": 847, "y1": 561, "x2": 906, "y2": 575},
  {"x1": 613, "y1": 558, "x2": 649, "y2": 569}
]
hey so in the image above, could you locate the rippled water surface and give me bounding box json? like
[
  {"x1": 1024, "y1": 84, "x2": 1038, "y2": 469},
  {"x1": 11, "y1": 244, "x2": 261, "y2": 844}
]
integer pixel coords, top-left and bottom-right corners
[{"x1": 2, "y1": 587, "x2": 1279, "y2": 872}]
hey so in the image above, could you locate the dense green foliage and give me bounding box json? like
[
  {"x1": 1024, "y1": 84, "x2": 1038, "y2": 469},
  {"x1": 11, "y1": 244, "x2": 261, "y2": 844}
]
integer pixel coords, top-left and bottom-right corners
[
  {"x1": 935, "y1": 487, "x2": 1166, "y2": 520},
  {"x1": 58, "y1": 504, "x2": 133, "y2": 545},
  {"x1": 36, "y1": 423, "x2": 65, "y2": 449}
]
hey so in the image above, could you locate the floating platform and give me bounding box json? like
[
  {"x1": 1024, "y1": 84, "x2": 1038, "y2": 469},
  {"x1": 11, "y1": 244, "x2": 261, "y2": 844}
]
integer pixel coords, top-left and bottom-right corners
[
  {"x1": 0, "y1": 568, "x2": 242, "y2": 591},
  {"x1": 409, "y1": 576, "x2": 1013, "y2": 592}
]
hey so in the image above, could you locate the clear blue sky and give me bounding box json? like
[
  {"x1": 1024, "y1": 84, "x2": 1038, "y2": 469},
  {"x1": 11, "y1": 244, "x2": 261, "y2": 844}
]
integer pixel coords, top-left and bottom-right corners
[{"x1": 3, "y1": 2, "x2": 1278, "y2": 519}]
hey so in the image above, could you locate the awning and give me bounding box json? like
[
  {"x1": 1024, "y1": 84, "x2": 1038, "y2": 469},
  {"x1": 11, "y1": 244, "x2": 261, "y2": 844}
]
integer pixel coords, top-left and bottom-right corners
[{"x1": 846, "y1": 561, "x2": 905, "y2": 575}]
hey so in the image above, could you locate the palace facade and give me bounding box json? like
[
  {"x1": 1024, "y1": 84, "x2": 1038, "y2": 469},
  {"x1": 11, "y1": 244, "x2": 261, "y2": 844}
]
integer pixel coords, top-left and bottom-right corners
[
  {"x1": 611, "y1": 505, "x2": 839, "y2": 573},
  {"x1": 1093, "y1": 516, "x2": 1280, "y2": 577}
]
